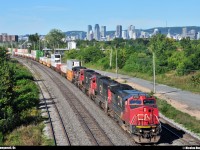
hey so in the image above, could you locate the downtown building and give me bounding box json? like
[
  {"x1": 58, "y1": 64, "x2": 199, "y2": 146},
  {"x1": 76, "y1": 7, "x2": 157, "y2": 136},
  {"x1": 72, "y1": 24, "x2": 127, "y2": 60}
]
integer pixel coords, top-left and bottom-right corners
[
  {"x1": 87, "y1": 25, "x2": 93, "y2": 41},
  {"x1": 101, "y1": 26, "x2": 106, "y2": 41},
  {"x1": 128, "y1": 25, "x2": 135, "y2": 39},
  {"x1": 94, "y1": 24, "x2": 100, "y2": 41},
  {"x1": 0, "y1": 33, "x2": 18, "y2": 42},
  {"x1": 181, "y1": 27, "x2": 197, "y2": 40},
  {"x1": 115, "y1": 25, "x2": 122, "y2": 38}
]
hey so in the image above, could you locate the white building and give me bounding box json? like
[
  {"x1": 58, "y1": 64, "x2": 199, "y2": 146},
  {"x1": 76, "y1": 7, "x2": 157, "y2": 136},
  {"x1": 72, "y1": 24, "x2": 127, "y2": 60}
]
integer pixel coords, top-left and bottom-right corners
[
  {"x1": 122, "y1": 30, "x2": 128, "y2": 39},
  {"x1": 197, "y1": 32, "x2": 200, "y2": 40},
  {"x1": 128, "y1": 25, "x2": 135, "y2": 39},
  {"x1": 166, "y1": 29, "x2": 172, "y2": 39},
  {"x1": 140, "y1": 31, "x2": 149, "y2": 39},
  {"x1": 68, "y1": 41, "x2": 76, "y2": 50}
]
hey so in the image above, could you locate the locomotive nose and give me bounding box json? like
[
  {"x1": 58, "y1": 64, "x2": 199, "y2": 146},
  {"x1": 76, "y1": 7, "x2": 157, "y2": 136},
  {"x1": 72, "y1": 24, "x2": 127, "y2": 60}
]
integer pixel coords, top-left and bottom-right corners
[{"x1": 143, "y1": 107, "x2": 152, "y2": 113}]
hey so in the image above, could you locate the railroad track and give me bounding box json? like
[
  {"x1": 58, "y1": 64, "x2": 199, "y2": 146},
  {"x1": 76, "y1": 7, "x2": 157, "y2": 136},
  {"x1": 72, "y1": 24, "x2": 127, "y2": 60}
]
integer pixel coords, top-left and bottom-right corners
[
  {"x1": 16, "y1": 57, "x2": 71, "y2": 146},
  {"x1": 159, "y1": 118, "x2": 200, "y2": 145},
  {"x1": 14, "y1": 56, "x2": 200, "y2": 146},
  {"x1": 32, "y1": 60, "x2": 114, "y2": 146}
]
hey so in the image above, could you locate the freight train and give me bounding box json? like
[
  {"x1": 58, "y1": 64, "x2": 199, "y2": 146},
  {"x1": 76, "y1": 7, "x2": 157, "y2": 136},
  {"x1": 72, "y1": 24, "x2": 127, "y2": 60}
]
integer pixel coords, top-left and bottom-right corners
[{"x1": 11, "y1": 48, "x2": 162, "y2": 143}]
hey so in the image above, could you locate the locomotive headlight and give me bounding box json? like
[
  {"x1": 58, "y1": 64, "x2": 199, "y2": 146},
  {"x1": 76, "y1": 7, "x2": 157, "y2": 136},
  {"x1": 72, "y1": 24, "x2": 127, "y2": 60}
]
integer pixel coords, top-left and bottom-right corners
[
  {"x1": 152, "y1": 129, "x2": 155, "y2": 132},
  {"x1": 139, "y1": 129, "x2": 142, "y2": 133}
]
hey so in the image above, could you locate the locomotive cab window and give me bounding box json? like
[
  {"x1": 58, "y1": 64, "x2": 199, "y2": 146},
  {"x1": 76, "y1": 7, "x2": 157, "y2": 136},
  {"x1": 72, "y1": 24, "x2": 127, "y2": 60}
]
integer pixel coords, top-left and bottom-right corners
[
  {"x1": 129, "y1": 100, "x2": 141, "y2": 109},
  {"x1": 143, "y1": 99, "x2": 155, "y2": 105}
]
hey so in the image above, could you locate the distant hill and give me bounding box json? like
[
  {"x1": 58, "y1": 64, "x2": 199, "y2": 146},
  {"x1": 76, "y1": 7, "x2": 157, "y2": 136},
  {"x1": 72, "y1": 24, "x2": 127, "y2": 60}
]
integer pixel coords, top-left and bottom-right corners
[
  {"x1": 63, "y1": 26, "x2": 200, "y2": 38},
  {"x1": 143, "y1": 26, "x2": 200, "y2": 35},
  {"x1": 64, "y1": 31, "x2": 86, "y2": 37}
]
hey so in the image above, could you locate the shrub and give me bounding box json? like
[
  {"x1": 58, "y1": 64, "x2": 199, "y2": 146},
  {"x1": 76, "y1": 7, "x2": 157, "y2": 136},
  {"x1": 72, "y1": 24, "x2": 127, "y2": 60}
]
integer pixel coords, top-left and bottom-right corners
[{"x1": 0, "y1": 132, "x2": 3, "y2": 145}]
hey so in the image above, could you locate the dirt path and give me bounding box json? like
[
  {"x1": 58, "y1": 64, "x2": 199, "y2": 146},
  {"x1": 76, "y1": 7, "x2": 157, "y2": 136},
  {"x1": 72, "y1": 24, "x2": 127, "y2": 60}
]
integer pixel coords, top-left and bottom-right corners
[{"x1": 115, "y1": 78, "x2": 200, "y2": 120}]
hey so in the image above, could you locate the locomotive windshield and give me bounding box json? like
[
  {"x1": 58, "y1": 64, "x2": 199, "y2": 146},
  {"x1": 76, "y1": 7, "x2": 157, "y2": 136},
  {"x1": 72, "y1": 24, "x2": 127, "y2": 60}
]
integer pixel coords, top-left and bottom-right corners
[
  {"x1": 130, "y1": 100, "x2": 141, "y2": 105},
  {"x1": 129, "y1": 100, "x2": 141, "y2": 109},
  {"x1": 143, "y1": 99, "x2": 155, "y2": 105}
]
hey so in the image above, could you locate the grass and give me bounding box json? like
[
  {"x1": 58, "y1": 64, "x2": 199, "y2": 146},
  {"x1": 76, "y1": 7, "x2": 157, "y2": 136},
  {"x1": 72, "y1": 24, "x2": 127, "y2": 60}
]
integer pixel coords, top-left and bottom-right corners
[
  {"x1": 4, "y1": 124, "x2": 54, "y2": 146},
  {"x1": 2, "y1": 108, "x2": 54, "y2": 146},
  {"x1": 0, "y1": 59, "x2": 54, "y2": 146},
  {"x1": 86, "y1": 63, "x2": 200, "y2": 137},
  {"x1": 157, "y1": 98, "x2": 200, "y2": 136},
  {"x1": 85, "y1": 63, "x2": 200, "y2": 94}
]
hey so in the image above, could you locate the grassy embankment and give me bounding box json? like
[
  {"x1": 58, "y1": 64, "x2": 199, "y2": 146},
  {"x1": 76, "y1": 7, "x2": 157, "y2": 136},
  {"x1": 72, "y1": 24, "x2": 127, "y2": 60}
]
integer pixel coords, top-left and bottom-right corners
[
  {"x1": 86, "y1": 63, "x2": 200, "y2": 137},
  {"x1": 2, "y1": 60, "x2": 54, "y2": 146}
]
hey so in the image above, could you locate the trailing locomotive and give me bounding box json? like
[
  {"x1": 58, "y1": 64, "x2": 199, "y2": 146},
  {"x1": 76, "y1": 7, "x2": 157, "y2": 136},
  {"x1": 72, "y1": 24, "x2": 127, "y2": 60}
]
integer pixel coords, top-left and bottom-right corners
[{"x1": 11, "y1": 48, "x2": 162, "y2": 144}]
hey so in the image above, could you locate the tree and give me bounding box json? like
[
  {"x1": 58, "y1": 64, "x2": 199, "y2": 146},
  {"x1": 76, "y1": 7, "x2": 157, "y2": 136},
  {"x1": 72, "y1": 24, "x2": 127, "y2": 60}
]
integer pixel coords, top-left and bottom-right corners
[
  {"x1": 148, "y1": 34, "x2": 176, "y2": 73},
  {"x1": 0, "y1": 48, "x2": 16, "y2": 133},
  {"x1": 0, "y1": 47, "x2": 9, "y2": 62},
  {"x1": 80, "y1": 47, "x2": 105, "y2": 63},
  {"x1": 28, "y1": 33, "x2": 40, "y2": 51},
  {"x1": 29, "y1": 33, "x2": 39, "y2": 43},
  {"x1": 45, "y1": 29, "x2": 66, "y2": 53}
]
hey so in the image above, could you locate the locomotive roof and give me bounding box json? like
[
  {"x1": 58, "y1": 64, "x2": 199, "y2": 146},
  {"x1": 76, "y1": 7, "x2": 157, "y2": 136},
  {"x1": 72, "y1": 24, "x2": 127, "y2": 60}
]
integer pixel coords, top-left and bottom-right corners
[
  {"x1": 100, "y1": 78, "x2": 118, "y2": 86},
  {"x1": 117, "y1": 90, "x2": 150, "y2": 101},
  {"x1": 96, "y1": 75, "x2": 110, "y2": 80},
  {"x1": 72, "y1": 66, "x2": 86, "y2": 71},
  {"x1": 110, "y1": 83, "x2": 133, "y2": 93},
  {"x1": 83, "y1": 69, "x2": 95, "y2": 73}
]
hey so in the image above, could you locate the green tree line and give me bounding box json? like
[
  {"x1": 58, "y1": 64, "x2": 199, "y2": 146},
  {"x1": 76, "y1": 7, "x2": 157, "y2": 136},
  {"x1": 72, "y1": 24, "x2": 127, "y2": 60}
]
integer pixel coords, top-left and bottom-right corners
[
  {"x1": 64, "y1": 34, "x2": 200, "y2": 87},
  {"x1": 0, "y1": 47, "x2": 39, "y2": 144}
]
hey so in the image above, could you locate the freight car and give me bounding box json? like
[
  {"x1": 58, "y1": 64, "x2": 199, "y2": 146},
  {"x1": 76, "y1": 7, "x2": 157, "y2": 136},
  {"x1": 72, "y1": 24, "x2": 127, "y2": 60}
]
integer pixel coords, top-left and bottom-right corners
[
  {"x1": 51, "y1": 54, "x2": 61, "y2": 70},
  {"x1": 66, "y1": 59, "x2": 82, "y2": 82}
]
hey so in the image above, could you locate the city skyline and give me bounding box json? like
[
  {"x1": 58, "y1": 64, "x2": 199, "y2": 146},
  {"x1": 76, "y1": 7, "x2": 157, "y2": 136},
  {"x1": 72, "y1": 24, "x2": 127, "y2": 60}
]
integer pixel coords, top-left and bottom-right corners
[{"x1": 0, "y1": 0, "x2": 200, "y2": 35}]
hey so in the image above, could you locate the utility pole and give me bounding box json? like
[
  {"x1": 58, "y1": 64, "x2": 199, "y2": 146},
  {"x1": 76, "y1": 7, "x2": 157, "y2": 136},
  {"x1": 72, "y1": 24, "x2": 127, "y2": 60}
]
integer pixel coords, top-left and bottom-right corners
[
  {"x1": 11, "y1": 41, "x2": 13, "y2": 56},
  {"x1": 39, "y1": 39, "x2": 40, "y2": 50},
  {"x1": 153, "y1": 52, "x2": 156, "y2": 93},
  {"x1": 115, "y1": 45, "x2": 118, "y2": 79},
  {"x1": 109, "y1": 48, "x2": 112, "y2": 68}
]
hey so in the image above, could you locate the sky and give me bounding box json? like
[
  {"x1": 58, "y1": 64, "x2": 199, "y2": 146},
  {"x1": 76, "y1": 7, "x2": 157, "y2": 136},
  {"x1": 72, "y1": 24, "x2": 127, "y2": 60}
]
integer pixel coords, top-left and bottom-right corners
[{"x1": 0, "y1": 0, "x2": 199, "y2": 35}]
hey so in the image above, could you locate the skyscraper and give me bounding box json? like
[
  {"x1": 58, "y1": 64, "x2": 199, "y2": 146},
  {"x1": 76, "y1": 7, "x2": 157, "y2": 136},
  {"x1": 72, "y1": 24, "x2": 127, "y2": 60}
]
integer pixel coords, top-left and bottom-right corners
[
  {"x1": 94, "y1": 24, "x2": 100, "y2": 41},
  {"x1": 116, "y1": 25, "x2": 122, "y2": 38},
  {"x1": 182, "y1": 27, "x2": 187, "y2": 38},
  {"x1": 101, "y1": 26, "x2": 106, "y2": 38},
  {"x1": 128, "y1": 25, "x2": 135, "y2": 39},
  {"x1": 197, "y1": 32, "x2": 200, "y2": 40},
  {"x1": 87, "y1": 25, "x2": 92, "y2": 40},
  {"x1": 122, "y1": 30, "x2": 128, "y2": 39}
]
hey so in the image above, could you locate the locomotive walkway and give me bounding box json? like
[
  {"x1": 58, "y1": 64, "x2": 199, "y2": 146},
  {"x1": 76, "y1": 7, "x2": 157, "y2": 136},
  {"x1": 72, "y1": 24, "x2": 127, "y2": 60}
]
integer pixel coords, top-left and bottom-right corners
[{"x1": 95, "y1": 69, "x2": 200, "y2": 120}]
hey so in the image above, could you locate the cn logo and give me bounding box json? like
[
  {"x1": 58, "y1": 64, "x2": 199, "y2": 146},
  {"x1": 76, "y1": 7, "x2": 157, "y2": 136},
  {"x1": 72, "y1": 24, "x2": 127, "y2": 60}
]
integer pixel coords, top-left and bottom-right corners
[{"x1": 138, "y1": 114, "x2": 152, "y2": 121}]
